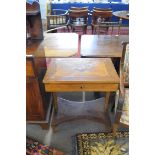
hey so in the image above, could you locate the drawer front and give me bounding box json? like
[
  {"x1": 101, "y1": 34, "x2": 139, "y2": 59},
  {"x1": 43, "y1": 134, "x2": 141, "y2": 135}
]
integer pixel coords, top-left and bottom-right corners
[
  {"x1": 45, "y1": 83, "x2": 118, "y2": 92},
  {"x1": 26, "y1": 60, "x2": 35, "y2": 77}
]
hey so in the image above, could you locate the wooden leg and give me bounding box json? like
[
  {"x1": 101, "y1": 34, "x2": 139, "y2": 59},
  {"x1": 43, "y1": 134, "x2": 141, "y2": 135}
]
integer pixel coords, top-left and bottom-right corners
[
  {"x1": 85, "y1": 26, "x2": 87, "y2": 34},
  {"x1": 51, "y1": 124, "x2": 57, "y2": 133},
  {"x1": 118, "y1": 18, "x2": 122, "y2": 36},
  {"x1": 67, "y1": 25, "x2": 70, "y2": 32},
  {"x1": 118, "y1": 25, "x2": 121, "y2": 35},
  {"x1": 104, "y1": 92, "x2": 110, "y2": 112},
  {"x1": 94, "y1": 27, "x2": 97, "y2": 34},
  {"x1": 92, "y1": 26, "x2": 94, "y2": 34},
  {"x1": 112, "y1": 124, "x2": 119, "y2": 137},
  {"x1": 97, "y1": 26, "x2": 100, "y2": 35},
  {"x1": 52, "y1": 92, "x2": 58, "y2": 113},
  {"x1": 111, "y1": 26, "x2": 114, "y2": 35}
]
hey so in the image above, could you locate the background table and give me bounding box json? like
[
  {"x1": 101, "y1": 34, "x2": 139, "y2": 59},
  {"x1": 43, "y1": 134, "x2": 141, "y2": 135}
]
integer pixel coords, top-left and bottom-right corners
[
  {"x1": 113, "y1": 10, "x2": 129, "y2": 20},
  {"x1": 81, "y1": 35, "x2": 129, "y2": 58},
  {"x1": 43, "y1": 58, "x2": 119, "y2": 130},
  {"x1": 27, "y1": 33, "x2": 78, "y2": 58}
]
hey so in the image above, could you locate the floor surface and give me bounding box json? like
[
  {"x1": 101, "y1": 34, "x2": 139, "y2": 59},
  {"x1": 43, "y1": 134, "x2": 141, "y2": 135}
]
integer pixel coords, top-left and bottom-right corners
[{"x1": 26, "y1": 92, "x2": 118, "y2": 155}]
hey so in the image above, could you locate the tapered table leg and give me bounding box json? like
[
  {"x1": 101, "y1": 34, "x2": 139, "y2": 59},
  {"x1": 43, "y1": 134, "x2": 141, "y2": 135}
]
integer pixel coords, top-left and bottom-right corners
[
  {"x1": 104, "y1": 92, "x2": 110, "y2": 112},
  {"x1": 52, "y1": 92, "x2": 58, "y2": 113}
]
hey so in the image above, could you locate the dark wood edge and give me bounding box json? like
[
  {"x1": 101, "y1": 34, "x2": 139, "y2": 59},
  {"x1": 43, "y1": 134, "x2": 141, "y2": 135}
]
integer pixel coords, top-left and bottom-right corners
[{"x1": 26, "y1": 55, "x2": 37, "y2": 77}]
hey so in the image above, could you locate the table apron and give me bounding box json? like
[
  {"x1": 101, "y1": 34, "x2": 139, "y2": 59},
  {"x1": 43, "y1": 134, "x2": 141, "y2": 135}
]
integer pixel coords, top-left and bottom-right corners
[{"x1": 44, "y1": 83, "x2": 118, "y2": 92}]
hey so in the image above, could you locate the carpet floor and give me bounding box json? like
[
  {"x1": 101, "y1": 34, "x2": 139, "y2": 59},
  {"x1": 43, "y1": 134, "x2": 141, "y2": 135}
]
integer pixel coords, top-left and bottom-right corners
[
  {"x1": 76, "y1": 131, "x2": 129, "y2": 155},
  {"x1": 26, "y1": 93, "x2": 127, "y2": 155}
]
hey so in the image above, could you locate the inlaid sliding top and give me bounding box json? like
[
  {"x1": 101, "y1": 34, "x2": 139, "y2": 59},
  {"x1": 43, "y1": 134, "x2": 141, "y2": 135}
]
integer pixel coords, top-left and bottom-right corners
[
  {"x1": 26, "y1": 33, "x2": 78, "y2": 57},
  {"x1": 43, "y1": 58, "x2": 119, "y2": 84},
  {"x1": 81, "y1": 35, "x2": 129, "y2": 58}
]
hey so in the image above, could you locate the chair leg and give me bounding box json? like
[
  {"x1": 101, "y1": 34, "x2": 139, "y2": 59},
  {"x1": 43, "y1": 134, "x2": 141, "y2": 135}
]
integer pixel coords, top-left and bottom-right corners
[
  {"x1": 118, "y1": 25, "x2": 121, "y2": 35},
  {"x1": 82, "y1": 27, "x2": 84, "y2": 34},
  {"x1": 94, "y1": 27, "x2": 97, "y2": 34},
  {"x1": 97, "y1": 26, "x2": 100, "y2": 35},
  {"x1": 84, "y1": 26, "x2": 87, "y2": 34},
  {"x1": 67, "y1": 25, "x2": 70, "y2": 32},
  {"x1": 92, "y1": 26, "x2": 94, "y2": 34},
  {"x1": 72, "y1": 27, "x2": 75, "y2": 32}
]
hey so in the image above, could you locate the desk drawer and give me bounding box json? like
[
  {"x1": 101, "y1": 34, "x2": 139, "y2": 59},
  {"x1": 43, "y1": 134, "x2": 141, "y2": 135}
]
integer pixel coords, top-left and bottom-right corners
[{"x1": 45, "y1": 83, "x2": 118, "y2": 92}]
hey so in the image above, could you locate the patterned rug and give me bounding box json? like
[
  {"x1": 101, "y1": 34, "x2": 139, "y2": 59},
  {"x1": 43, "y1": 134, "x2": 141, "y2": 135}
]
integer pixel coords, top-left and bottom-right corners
[
  {"x1": 76, "y1": 131, "x2": 129, "y2": 155},
  {"x1": 26, "y1": 137, "x2": 64, "y2": 155}
]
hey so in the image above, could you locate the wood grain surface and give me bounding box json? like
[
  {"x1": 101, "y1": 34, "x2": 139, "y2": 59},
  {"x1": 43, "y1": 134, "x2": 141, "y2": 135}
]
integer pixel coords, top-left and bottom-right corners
[
  {"x1": 81, "y1": 35, "x2": 129, "y2": 58},
  {"x1": 43, "y1": 58, "x2": 119, "y2": 92},
  {"x1": 26, "y1": 33, "x2": 78, "y2": 57}
]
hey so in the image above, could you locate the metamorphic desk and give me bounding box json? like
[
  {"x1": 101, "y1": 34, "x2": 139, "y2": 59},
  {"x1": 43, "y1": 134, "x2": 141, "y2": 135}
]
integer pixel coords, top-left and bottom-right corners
[{"x1": 43, "y1": 58, "x2": 120, "y2": 130}]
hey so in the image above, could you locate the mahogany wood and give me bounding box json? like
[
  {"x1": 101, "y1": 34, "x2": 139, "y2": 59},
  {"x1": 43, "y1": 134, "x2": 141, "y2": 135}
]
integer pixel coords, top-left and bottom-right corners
[
  {"x1": 26, "y1": 78, "x2": 45, "y2": 121},
  {"x1": 26, "y1": 56, "x2": 51, "y2": 129},
  {"x1": 26, "y1": 2, "x2": 43, "y2": 39}
]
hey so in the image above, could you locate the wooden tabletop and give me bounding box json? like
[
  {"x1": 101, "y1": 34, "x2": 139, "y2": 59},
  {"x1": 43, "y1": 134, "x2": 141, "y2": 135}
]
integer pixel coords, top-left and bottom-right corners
[
  {"x1": 113, "y1": 10, "x2": 129, "y2": 20},
  {"x1": 43, "y1": 58, "x2": 119, "y2": 84},
  {"x1": 26, "y1": 33, "x2": 78, "y2": 58},
  {"x1": 81, "y1": 35, "x2": 129, "y2": 58}
]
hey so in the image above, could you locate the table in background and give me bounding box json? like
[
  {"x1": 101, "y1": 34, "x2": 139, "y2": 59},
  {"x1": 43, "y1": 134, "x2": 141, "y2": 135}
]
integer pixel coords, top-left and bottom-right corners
[
  {"x1": 27, "y1": 33, "x2": 78, "y2": 58},
  {"x1": 81, "y1": 35, "x2": 129, "y2": 58},
  {"x1": 43, "y1": 58, "x2": 119, "y2": 130},
  {"x1": 81, "y1": 34, "x2": 129, "y2": 72},
  {"x1": 113, "y1": 10, "x2": 129, "y2": 20}
]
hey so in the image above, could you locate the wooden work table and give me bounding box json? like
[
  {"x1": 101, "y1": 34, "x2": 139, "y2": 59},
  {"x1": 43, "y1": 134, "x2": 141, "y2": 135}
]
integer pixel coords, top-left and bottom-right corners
[
  {"x1": 81, "y1": 35, "x2": 129, "y2": 58},
  {"x1": 43, "y1": 58, "x2": 119, "y2": 91},
  {"x1": 43, "y1": 58, "x2": 119, "y2": 130}
]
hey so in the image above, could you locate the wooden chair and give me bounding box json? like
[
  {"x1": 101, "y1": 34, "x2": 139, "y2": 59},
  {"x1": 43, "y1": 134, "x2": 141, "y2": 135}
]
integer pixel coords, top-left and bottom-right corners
[
  {"x1": 113, "y1": 42, "x2": 129, "y2": 136},
  {"x1": 70, "y1": 6, "x2": 88, "y2": 11},
  {"x1": 46, "y1": 9, "x2": 69, "y2": 32},
  {"x1": 91, "y1": 8, "x2": 122, "y2": 35},
  {"x1": 93, "y1": 7, "x2": 112, "y2": 11},
  {"x1": 68, "y1": 8, "x2": 89, "y2": 34}
]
